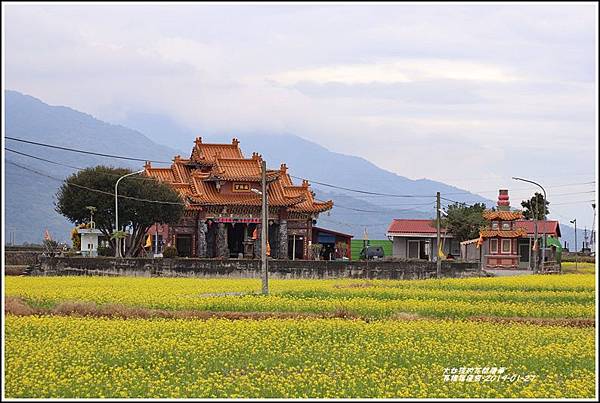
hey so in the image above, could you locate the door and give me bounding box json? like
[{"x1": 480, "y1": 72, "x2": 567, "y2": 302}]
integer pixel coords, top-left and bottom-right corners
[
  {"x1": 408, "y1": 240, "x2": 420, "y2": 259},
  {"x1": 176, "y1": 235, "x2": 193, "y2": 257},
  {"x1": 519, "y1": 243, "x2": 530, "y2": 269}
]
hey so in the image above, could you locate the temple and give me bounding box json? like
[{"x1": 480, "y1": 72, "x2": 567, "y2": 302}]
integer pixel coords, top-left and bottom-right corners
[
  {"x1": 479, "y1": 189, "x2": 527, "y2": 269},
  {"x1": 143, "y1": 137, "x2": 334, "y2": 259}
]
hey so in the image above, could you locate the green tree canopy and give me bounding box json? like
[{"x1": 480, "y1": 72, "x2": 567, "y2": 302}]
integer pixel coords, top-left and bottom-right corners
[
  {"x1": 521, "y1": 192, "x2": 549, "y2": 220},
  {"x1": 55, "y1": 166, "x2": 184, "y2": 256},
  {"x1": 436, "y1": 202, "x2": 488, "y2": 242}
]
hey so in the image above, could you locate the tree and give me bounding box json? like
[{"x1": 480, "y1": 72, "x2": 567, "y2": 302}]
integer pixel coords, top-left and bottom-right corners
[
  {"x1": 521, "y1": 193, "x2": 549, "y2": 220},
  {"x1": 55, "y1": 166, "x2": 184, "y2": 257},
  {"x1": 436, "y1": 202, "x2": 488, "y2": 242}
]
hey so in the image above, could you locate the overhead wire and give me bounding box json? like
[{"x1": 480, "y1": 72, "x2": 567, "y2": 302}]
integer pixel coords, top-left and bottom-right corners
[
  {"x1": 6, "y1": 160, "x2": 187, "y2": 206},
  {"x1": 5, "y1": 136, "x2": 171, "y2": 164}
]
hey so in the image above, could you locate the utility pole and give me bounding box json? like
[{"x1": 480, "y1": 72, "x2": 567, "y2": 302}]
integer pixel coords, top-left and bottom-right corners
[
  {"x1": 570, "y1": 218, "x2": 577, "y2": 272},
  {"x1": 512, "y1": 177, "x2": 546, "y2": 273},
  {"x1": 591, "y1": 203, "x2": 596, "y2": 252},
  {"x1": 261, "y1": 159, "x2": 269, "y2": 295},
  {"x1": 436, "y1": 191, "x2": 442, "y2": 277},
  {"x1": 114, "y1": 169, "x2": 144, "y2": 258}
]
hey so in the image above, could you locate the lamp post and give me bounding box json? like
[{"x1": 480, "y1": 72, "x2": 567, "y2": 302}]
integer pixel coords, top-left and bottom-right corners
[
  {"x1": 513, "y1": 177, "x2": 547, "y2": 273},
  {"x1": 251, "y1": 160, "x2": 269, "y2": 295},
  {"x1": 114, "y1": 169, "x2": 144, "y2": 258},
  {"x1": 570, "y1": 219, "x2": 577, "y2": 272}
]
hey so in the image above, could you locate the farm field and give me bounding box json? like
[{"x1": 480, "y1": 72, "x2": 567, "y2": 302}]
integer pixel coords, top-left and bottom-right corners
[
  {"x1": 4, "y1": 273, "x2": 597, "y2": 398},
  {"x1": 4, "y1": 274, "x2": 595, "y2": 320},
  {"x1": 561, "y1": 261, "x2": 596, "y2": 274}
]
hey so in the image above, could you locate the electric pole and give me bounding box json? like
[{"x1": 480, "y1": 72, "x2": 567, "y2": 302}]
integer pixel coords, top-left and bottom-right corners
[
  {"x1": 436, "y1": 191, "x2": 441, "y2": 277},
  {"x1": 570, "y1": 218, "x2": 577, "y2": 272},
  {"x1": 261, "y1": 159, "x2": 269, "y2": 295}
]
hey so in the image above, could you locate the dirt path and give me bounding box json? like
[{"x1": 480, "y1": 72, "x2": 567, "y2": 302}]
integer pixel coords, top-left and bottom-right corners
[{"x1": 5, "y1": 296, "x2": 595, "y2": 328}]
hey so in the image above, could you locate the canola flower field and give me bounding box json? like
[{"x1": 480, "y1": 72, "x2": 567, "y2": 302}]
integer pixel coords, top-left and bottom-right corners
[
  {"x1": 4, "y1": 273, "x2": 595, "y2": 320},
  {"x1": 4, "y1": 272, "x2": 597, "y2": 398}
]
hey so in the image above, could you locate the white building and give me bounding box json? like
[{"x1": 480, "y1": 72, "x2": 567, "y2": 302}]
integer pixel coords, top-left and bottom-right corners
[{"x1": 77, "y1": 228, "x2": 103, "y2": 257}]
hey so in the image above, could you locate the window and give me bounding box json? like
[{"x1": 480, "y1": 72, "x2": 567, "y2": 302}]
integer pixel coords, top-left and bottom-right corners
[
  {"x1": 502, "y1": 222, "x2": 511, "y2": 230},
  {"x1": 492, "y1": 221, "x2": 499, "y2": 230},
  {"x1": 502, "y1": 239, "x2": 511, "y2": 253},
  {"x1": 490, "y1": 239, "x2": 498, "y2": 253}
]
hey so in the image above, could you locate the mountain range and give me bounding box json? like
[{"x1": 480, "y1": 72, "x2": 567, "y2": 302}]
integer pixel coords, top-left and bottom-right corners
[{"x1": 4, "y1": 90, "x2": 584, "y2": 249}]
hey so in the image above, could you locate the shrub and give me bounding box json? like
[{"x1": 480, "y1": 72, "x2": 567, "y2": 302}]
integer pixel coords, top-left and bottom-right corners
[
  {"x1": 162, "y1": 246, "x2": 178, "y2": 258},
  {"x1": 97, "y1": 245, "x2": 112, "y2": 257}
]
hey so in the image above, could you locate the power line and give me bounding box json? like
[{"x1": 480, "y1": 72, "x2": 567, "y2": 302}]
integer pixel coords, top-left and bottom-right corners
[
  {"x1": 6, "y1": 160, "x2": 187, "y2": 206},
  {"x1": 6, "y1": 148, "x2": 158, "y2": 182},
  {"x1": 552, "y1": 199, "x2": 596, "y2": 206},
  {"x1": 6, "y1": 147, "x2": 84, "y2": 170},
  {"x1": 333, "y1": 202, "x2": 434, "y2": 214},
  {"x1": 5, "y1": 136, "x2": 171, "y2": 164},
  {"x1": 291, "y1": 175, "x2": 436, "y2": 198}
]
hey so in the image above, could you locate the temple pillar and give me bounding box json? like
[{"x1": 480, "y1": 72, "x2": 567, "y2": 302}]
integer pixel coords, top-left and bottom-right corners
[
  {"x1": 196, "y1": 220, "x2": 207, "y2": 258},
  {"x1": 216, "y1": 222, "x2": 229, "y2": 258},
  {"x1": 279, "y1": 220, "x2": 288, "y2": 259}
]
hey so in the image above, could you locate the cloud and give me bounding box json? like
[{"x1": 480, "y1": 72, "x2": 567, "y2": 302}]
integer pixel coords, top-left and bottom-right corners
[
  {"x1": 3, "y1": 3, "x2": 597, "y2": 227},
  {"x1": 270, "y1": 59, "x2": 519, "y2": 86}
]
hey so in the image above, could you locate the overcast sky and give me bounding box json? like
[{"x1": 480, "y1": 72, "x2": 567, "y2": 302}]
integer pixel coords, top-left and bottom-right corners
[{"x1": 4, "y1": 2, "x2": 598, "y2": 229}]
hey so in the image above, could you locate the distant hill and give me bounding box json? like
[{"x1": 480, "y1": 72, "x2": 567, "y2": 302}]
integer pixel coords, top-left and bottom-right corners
[
  {"x1": 5, "y1": 90, "x2": 181, "y2": 243},
  {"x1": 5, "y1": 90, "x2": 583, "y2": 249}
]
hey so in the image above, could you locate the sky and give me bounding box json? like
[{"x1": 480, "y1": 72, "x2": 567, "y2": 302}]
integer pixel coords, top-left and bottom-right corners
[{"x1": 3, "y1": 2, "x2": 598, "y2": 230}]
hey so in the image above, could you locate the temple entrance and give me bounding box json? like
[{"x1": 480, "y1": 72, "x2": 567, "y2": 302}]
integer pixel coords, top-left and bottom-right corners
[
  {"x1": 176, "y1": 235, "x2": 193, "y2": 257},
  {"x1": 206, "y1": 221, "x2": 218, "y2": 258},
  {"x1": 227, "y1": 223, "x2": 246, "y2": 258},
  {"x1": 288, "y1": 235, "x2": 304, "y2": 260},
  {"x1": 268, "y1": 222, "x2": 280, "y2": 258}
]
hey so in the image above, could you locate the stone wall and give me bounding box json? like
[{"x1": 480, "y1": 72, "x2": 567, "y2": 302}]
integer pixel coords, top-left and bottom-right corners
[
  {"x1": 34, "y1": 257, "x2": 482, "y2": 280},
  {"x1": 5, "y1": 250, "x2": 44, "y2": 265}
]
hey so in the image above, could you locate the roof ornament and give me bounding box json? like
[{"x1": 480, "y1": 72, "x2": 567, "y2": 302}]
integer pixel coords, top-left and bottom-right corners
[
  {"x1": 302, "y1": 179, "x2": 309, "y2": 188},
  {"x1": 144, "y1": 161, "x2": 152, "y2": 170},
  {"x1": 497, "y1": 189, "x2": 510, "y2": 211},
  {"x1": 251, "y1": 152, "x2": 262, "y2": 161},
  {"x1": 194, "y1": 137, "x2": 202, "y2": 146},
  {"x1": 232, "y1": 138, "x2": 239, "y2": 146},
  {"x1": 173, "y1": 155, "x2": 182, "y2": 163},
  {"x1": 280, "y1": 163, "x2": 287, "y2": 173}
]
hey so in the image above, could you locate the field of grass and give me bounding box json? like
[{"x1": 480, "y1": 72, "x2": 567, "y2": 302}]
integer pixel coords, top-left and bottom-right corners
[
  {"x1": 4, "y1": 273, "x2": 597, "y2": 398},
  {"x1": 561, "y1": 261, "x2": 596, "y2": 274},
  {"x1": 351, "y1": 239, "x2": 392, "y2": 260}
]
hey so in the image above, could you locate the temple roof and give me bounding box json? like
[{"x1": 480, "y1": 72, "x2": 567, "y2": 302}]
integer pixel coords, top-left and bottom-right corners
[
  {"x1": 479, "y1": 228, "x2": 528, "y2": 238},
  {"x1": 482, "y1": 210, "x2": 524, "y2": 221},
  {"x1": 144, "y1": 138, "x2": 333, "y2": 214},
  {"x1": 190, "y1": 137, "x2": 244, "y2": 164}
]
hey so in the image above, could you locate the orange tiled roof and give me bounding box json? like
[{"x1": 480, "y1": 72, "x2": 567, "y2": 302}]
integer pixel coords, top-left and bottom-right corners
[
  {"x1": 479, "y1": 228, "x2": 528, "y2": 238},
  {"x1": 190, "y1": 137, "x2": 244, "y2": 164},
  {"x1": 482, "y1": 210, "x2": 523, "y2": 221},
  {"x1": 144, "y1": 139, "x2": 333, "y2": 214}
]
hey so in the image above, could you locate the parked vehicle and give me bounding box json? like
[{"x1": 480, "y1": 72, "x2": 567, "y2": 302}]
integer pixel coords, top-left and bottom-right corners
[{"x1": 360, "y1": 245, "x2": 384, "y2": 260}]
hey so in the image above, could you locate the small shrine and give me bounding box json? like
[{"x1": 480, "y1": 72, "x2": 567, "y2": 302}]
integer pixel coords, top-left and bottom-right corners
[{"x1": 479, "y1": 189, "x2": 527, "y2": 269}]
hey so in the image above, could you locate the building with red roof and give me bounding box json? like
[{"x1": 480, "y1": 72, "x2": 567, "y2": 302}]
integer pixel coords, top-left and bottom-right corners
[
  {"x1": 144, "y1": 137, "x2": 333, "y2": 259},
  {"x1": 386, "y1": 192, "x2": 561, "y2": 269},
  {"x1": 386, "y1": 219, "x2": 459, "y2": 260}
]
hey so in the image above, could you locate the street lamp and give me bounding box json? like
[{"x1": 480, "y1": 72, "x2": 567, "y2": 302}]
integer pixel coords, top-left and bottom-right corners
[
  {"x1": 512, "y1": 177, "x2": 547, "y2": 273},
  {"x1": 570, "y1": 219, "x2": 577, "y2": 272},
  {"x1": 251, "y1": 161, "x2": 269, "y2": 294},
  {"x1": 114, "y1": 169, "x2": 144, "y2": 257}
]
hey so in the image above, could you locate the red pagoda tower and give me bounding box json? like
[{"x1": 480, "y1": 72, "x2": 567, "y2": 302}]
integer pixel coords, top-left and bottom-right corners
[{"x1": 480, "y1": 189, "x2": 527, "y2": 269}]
